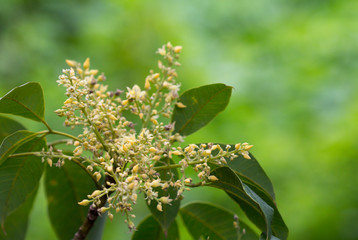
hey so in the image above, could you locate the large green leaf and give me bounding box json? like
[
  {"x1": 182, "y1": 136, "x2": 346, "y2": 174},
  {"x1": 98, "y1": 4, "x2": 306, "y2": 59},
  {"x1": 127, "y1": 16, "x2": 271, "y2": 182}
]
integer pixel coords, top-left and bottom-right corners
[
  {"x1": 210, "y1": 145, "x2": 288, "y2": 239},
  {"x1": 0, "y1": 115, "x2": 26, "y2": 143},
  {"x1": 45, "y1": 159, "x2": 98, "y2": 240},
  {"x1": 147, "y1": 158, "x2": 181, "y2": 236},
  {"x1": 209, "y1": 167, "x2": 288, "y2": 240},
  {"x1": 132, "y1": 215, "x2": 179, "y2": 240},
  {"x1": 0, "y1": 185, "x2": 38, "y2": 240},
  {"x1": 0, "y1": 82, "x2": 45, "y2": 122},
  {"x1": 180, "y1": 202, "x2": 258, "y2": 240},
  {"x1": 0, "y1": 130, "x2": 40, "y2": 165},
  {"x1": 172, "y1": 83, "x2": 232, "y2": 136},
  {"x1": 0, "y1": 137, "x2": 45, "y2": 224}
]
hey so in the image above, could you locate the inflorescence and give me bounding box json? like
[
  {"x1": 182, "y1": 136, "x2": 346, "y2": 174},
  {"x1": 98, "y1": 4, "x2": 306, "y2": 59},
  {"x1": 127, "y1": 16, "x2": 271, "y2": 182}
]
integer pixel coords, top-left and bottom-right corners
[{"x1": 42, "y1": 43, "x2": 253, "y2": 230}]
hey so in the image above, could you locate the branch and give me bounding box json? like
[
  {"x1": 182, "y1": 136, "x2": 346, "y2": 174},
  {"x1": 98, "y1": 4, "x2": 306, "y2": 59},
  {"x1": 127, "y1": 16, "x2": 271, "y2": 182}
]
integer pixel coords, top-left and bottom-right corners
[{"x1": 73, "y1": 176, "x2": 114, "y2": 240}]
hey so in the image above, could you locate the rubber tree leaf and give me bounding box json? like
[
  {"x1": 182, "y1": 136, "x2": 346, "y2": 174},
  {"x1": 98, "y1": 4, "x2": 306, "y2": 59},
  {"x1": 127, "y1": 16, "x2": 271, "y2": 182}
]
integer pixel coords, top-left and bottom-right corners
[
  {"x1": 210, "y1": 145, "x2": 288, "y2": 239},
  {"x1": 0, "y1": 186, "x2": 38, "y2": 240},
  {"x1": 0, "y1": 115, "x2": 26, "y2": 143},
  {"x1": 209, "y1": 167, "x2": 288, "y2": 240},
  {"x1": 0, "y1": 82, "x2": 45, "y2": 122},
  {"x1": 180, "y1": 202, "x2": 258, "y2": 240},
  {"x1": 45, "y1": 159, "x2": 98, "y2": 240},
  {"x1": 132, "y1": 215, "x2": 179, "y2": 240},
  {"x1": 0, "y1": 130, "x2": 40, "y2": 165},
  {"x1": 147, "y1": 158, "x2": 181, "y2": 236},
  {"x1": 0, "y1": 137, "x2": 45, "y2": 225},
  {"x1": 172, "y1": 83, "x2": 232, "y2": 136}
]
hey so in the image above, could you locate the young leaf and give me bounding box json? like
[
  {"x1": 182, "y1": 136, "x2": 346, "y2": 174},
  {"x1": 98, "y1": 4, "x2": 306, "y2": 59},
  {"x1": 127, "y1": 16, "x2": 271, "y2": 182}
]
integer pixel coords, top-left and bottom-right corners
[
  {"x1": 147, "y1": 158, "x2": 181, "y2": 236},
  {"x1": 0, "y1": 82, "x2": 45, "y2": 123},
  {"x1": 45, "y1": 159, "x2": 98, "y2": 240},
  {"x1": 132, "y1": 215, "x2": 179, "y2": 240},
  {"x1": 172, "y1": 83, "x2": 232, "y2": 136},
  {"x1": 209, "y1": 167, "x2": 288, "y2": 240},
  {"x1": 0, "y1": 115, "x2": 26, "y2": 143},
  {"x1": 180, "y1": 202, "x2": 258, "y2": 240},
  {"x1": 0, "y1": 137, "x2": 45, "y2": 225},
  {"x1": 0, "y1": 185, "x2": 38, "y2": 240},
  {"x1": 0, "y1": 130, "x2": 40, "y2": 165}
]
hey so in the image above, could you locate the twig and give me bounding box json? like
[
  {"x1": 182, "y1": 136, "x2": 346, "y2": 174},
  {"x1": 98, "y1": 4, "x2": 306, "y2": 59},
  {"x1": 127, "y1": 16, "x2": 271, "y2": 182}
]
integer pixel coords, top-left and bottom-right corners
[{"x1": 72, "y1": 176, "x2": 114, "y2": 240}]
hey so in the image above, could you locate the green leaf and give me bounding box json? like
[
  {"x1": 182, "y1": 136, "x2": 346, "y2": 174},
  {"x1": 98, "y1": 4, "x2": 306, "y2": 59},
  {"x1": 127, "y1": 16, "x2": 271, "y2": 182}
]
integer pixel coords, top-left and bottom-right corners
[
  {"x1": 180, "y1": 202, "x2": 258, "y2": 240},
  {"x1": 0, "y1": 185, "x2": 38, "y2": 240},
  {"x1": 212, "y1": 145, "x2": 275, "y2": 200},
  {"x1": 45, "y1": 159, "x2": 98, "y2": 240},
  {"x1": 210, "y1": 145, "x2": 288, "y2": 239},
  {"x1": 147, "y1": 158, "x2": 181, "y2": 236},
  {"x1": 0, "y1": 82, "x2": 45, "y2": 122},
  {"x1": 209, "y1": 167, "x2": 287, "y2": 240},
  {"x1": 172, "y1": 83, "x2": 232, "y2": 136},
  {"x1": 0, "y1": 130, "x2": 40, "y2": 165},
  {"x1": 132, "y1": 215, "x2": 179, "y2": 240},
  {"x1": 0, "y1": 115, "x2": 26, "y2": 143},
  {"x1": 0, "y1": 137, "x2": 45, "y2": 224}
]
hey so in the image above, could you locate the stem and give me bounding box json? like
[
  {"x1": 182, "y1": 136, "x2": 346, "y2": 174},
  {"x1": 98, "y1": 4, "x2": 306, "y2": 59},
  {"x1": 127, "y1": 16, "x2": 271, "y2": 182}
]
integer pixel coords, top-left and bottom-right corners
[
  {"x1": 153, "y1": 159, "x2": 207, "y2": 171},
  {"x1": 50, "y1": 130, "x2": 82, "y2": 142},
  {"x1": 73, "y1": 176, "x2": 115, "y2": 240},
  {"x1": 79, "y1": 105, "x2": 109, "y2": 152},
  {"x1": 47, "y1": 139, "x2": 70, "y2": 147},
  {"x1": 154, "y1": 148, "x2": 240, "y2": 171},
  {"x1": 142, "y1": 79, "x2": 165, "y2": 128},
  {"x1": 185, "y1": 181, "x2": 204, "y2": 188},
  {"x1": 41, "y1": 119, "x2": 53, "y2": 132}
]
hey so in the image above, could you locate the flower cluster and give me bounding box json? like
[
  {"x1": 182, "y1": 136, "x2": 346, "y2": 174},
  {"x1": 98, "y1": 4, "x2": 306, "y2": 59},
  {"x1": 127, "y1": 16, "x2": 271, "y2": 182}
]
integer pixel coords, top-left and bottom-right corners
[{"x1": 46, "y1": 43, "x2": 253, "y2": 230}]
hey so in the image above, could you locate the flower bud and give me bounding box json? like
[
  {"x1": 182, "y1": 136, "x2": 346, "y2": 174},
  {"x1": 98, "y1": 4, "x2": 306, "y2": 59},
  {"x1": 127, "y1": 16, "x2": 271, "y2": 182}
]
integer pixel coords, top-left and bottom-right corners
[
  {"x1": 47, "y1": 158, "x2": 53, "y2": 167},
  {"x1": 174, "y1": 46, "x2": 183, "y2": 53},
  {"x1": 78, "y1": 199, "x2": 90, "y2": 206},
  {"x1": 157, "y1": 203, "x2": 163, "y2": 212},
  {"x1": 83, "y1": 58, "x2": 90, "y2": 70},
  {"x1": 132, "y1": 164, "x2": 139, "y2": 173},
  {"x1": 176, "y1": 102, "x2": 186, "y2": 108},
  {"x1": 151, "y1": 179, "x2": 161, "y2": 188},
  {"x1": 65, "y1": 59, "x2": 77, "y2": 67},
  {"x1": 159, "y1": 196, "x2": 173, "y2": 204},
  {"x1": 208, "y1": 175, "x2": 219, "y2": 182}
]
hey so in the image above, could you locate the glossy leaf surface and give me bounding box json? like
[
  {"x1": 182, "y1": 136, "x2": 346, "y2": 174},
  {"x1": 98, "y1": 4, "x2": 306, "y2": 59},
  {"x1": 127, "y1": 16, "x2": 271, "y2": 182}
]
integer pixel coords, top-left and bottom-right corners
[
  {"x1": 180, "y1": 202, "x2": 258, "y2": 240},
  {"x1": 0, "y1": 82, "x2": 45, "y2": 122},
  {"x1": 172, "y1": 83, "x2": 232, "y2": 136},
  {"x1": 45, "y1": 159, "x2": 98, "y2": 240},
  {"x1": 0, "y1": 187, "x2": 37, "y2": 240},
  {"x1": 132, "y1": 215, "x2": 179, "y2": 240},
  {"x1": 0, "y1": 130, "x2": 39, "y2": 165},
  {"x1": 0, "y1": 115, "x2": 25, "y2": 143},
  {"x1": 209, "y1": 167, "x2": 287, "y2": 240},
  {"x1": 0, "y1": 137, "x2": 45, "y2": 224}
]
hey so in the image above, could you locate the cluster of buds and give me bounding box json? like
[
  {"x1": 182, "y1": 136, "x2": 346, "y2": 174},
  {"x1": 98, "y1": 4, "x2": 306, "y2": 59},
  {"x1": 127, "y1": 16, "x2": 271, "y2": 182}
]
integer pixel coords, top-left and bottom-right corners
[{"x1": 47, "y1": 43, "x2": 253, "y2": 230}]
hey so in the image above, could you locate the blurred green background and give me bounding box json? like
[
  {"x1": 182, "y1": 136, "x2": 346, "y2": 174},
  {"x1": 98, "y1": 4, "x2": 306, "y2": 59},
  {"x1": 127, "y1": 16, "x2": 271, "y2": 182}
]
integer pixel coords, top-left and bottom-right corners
[{"x1": 1, "y1": 0, "x2": 358, "y2": 239}]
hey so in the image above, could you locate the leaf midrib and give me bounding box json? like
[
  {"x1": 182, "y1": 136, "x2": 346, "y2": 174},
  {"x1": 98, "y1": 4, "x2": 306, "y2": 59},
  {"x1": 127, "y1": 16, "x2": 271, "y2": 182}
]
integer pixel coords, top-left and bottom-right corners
[
  {"x1": 0, "y1": 132, "x2": 38, "y2": 163},
  {"x1": 2, "y1": 96, "x2": 43, "y2": 122}
]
